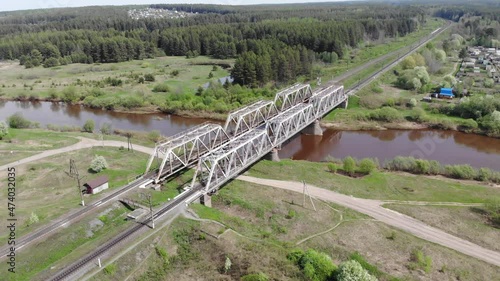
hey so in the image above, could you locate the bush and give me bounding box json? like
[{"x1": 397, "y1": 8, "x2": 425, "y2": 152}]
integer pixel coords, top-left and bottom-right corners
[
  {"x1": 100, "y1": 122, "x2": 112, "y2": 135},
  {"x1": 444, "y1": 164, "x2": 476, "y2": 180},
  {"x1": 7, "y1": 113, "x2": 32, "y2": 128},
  {"x1": 369, "y1": 107, "x2": 403, "y2": 122},
  {"x1": 83, "y1": 119, "x2": 95, "y2": 133},
  {"x1": 408, "y1": 249, "x2": 432, "y2": 273},
  {"x1": 476, "y1": 168, "x2": 492, "y2": 182},
  {"x1": 170, "y1": 70, "x2": 180, "y2": 77},
  {"x1": 144, "y1": 73, "x2": 155, "y2": 82},
  {"x1": 408, "y1": 98, "x2": 417, "y2": 108},
  {"x1": 358, "y1": 158, "x2": 377, "y2": 174},
  {"x1": 147, "y1": 130, "x2": 161, "y2": 143},
  {"x1": 90, "y1": 155, "x2": 108, "y2": 173},
  {"x1": 61, "y1": 86, "x2": 79, "y2": 103},
  {"x1": 152, "y1": 84, "x2": 170, "y2": 93},
  {"x1": 336, "y1": 260, "x2": 378, "y2": 281},
  {"x1": 287, "y1": 249, "x2": 336, "y2": 281},
  {"x1": 43, "y1": 57, "x2": 60, "y2": 68},
  {"x1": 343, "y1": 157, "x2": 356, "y2": 176},
  {"x1": 327, "y1": 162, "x2": 337, "y2": 173},
  {"x1": 0, "y1": 121, "x2": 8, "y2": 139}
]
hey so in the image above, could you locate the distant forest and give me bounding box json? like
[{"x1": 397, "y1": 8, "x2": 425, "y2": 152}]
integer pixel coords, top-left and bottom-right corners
[
  {"x1": 0, "y1": 3, "x2": 425, "y2": 86},
  {"x1": 0, "y1": 2, "x2": 498, "y2": 86}
]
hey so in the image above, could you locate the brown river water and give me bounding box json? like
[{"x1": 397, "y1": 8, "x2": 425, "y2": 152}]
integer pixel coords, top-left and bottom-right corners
[{"x1": 1, "y1": 101, "x2": 499, "y2": 170}]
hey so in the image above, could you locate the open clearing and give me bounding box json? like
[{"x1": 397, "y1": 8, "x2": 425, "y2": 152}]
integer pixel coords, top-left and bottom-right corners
[{"x1": 384, "y1": 204, "x2": 500, "y2": 252}]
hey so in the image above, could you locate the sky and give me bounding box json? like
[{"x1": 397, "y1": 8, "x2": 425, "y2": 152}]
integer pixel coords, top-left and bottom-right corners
[{"x1": 0, "y1": 0, "x2": 345, "y2": 12}]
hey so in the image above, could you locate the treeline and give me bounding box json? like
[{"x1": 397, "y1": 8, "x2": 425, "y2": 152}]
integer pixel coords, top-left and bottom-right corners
[{"x1": 0, "y1": 4, "x2": 425, "y2": 85}]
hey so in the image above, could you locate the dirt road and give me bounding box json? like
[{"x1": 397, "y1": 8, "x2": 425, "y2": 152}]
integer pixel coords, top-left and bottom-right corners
[
  {"x1": 0, "y1": 137, "x2": 153, "y2": 171},
  {"x1": 237, "y1": 175, "x2": 500, "y2": 267}
]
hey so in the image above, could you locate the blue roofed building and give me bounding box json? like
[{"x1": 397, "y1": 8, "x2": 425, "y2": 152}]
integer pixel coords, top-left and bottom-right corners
[{"x1": 439, "y1": 88, "x2": 454, "y2": 99}]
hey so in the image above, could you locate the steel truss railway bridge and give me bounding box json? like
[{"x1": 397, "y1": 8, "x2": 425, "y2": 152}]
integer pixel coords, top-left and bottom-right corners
[
  {"x1": 145, "y1": 82, "x2": 347, "y2": 204},
  {"x1": 49, "y1": 84, "x2": 346, "y2": 280}
]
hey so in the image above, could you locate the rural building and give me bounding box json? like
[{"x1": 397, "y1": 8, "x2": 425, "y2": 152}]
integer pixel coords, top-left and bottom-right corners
[
  {"x1": 84, "y1": 176, "x2": 109, "y2": 194},
  {"x1": 439, "y1": 88, "x2": 454, "y2": 99}
]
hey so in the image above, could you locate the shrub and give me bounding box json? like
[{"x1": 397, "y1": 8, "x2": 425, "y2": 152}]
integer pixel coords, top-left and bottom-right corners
[
  {"x1": 327, "y1": 162, "x2": 337, "y2": 173},
  {"x1": 408, "y1": 249, "x2": 432, "y2": 273},
  {"x1": 415, "y1": 159, "x2": 430, "y2": 174},
  {"x1": 287, "y1": 249, "x2": 336, "y2": 281},
  {"x1": 7, "y1": 113, "x2": 32, "y2": 128},
  {"x1": 369, "y1": 107, "x2": 403, "y2": 122},
  {"x1": 100, "y1": 122, "x2": 112, "y2": 135},
  {"x1": 144, "y1": 73, "x2": 155, "y2": 82},
  {"x1": 43, "y1": 57, "x2": 60, "y2": 68},
  {"x1": 27, "y1": 212, "x2": 39, "y2": 227},
  {"x1": 0, "y1": 121, "x2": 8, "y2": 139},
  {"x1": 476, "y1": 168, "x2": 492, "y2": 182},
  {"x1": 444, "y1": 164, "x2": 476, "y2": 180},
  {"x1": 336, "y1": 260, "x2": 378, "y2": 281},
  {"x1": 90, "y1": 155, "x2": 108, "y2": 173},
  {"x1": 358, "y1": 158, "x2": 377, "y2": 175},
  {"x1": 408, "y1": 98, "x2": 417, "y2": 108},
  {"x1": 83, "y1": 119, "x2": 95, "y2": 133},
  {"x1": 152, "y1": 84, "x2": 170, "y2": 93},
  {"x1": 61, "y1": 86, "x2": 79, "y2": 103},
  {"x1": 147, "y1": 130, "x2": 161, "y2": 143},
  {"x1": 170, "y1": 70, "x2": 180, "y2": 77},
  {"x1": 343, "y1": 157, "x2": 356, "y2": 176}
]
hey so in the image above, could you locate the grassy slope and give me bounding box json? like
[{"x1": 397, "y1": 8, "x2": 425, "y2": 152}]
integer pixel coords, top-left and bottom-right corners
[
  {"x1": 0, "y1": 147, "x2": 149, "y2": 240},
  {"x1": 88, "y1": 179, "x2": 499, "y2": 281},
  {"x1": 246, "y1": 160, "x2": 500, "y2": 203},
  {"x1": 384, "y1": 204, "x2": 500, "y2": 252}
]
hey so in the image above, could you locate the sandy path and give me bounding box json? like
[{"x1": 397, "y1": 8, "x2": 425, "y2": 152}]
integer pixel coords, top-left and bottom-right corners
[{"x1": 0, "y1": 137, "x2": 153, "y2": 171}]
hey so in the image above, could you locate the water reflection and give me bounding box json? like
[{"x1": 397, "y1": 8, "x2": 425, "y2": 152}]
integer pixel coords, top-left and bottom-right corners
[
  {"x1": 280, "y1": 129, "x2": 500, "y2": 170},
  {"x1": 0, "y1": 101, "x2": 499, "y2": 170}
]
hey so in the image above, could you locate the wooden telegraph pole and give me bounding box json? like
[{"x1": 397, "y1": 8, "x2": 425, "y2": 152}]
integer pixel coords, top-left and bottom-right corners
[{"x1": 65, "y1": 159, "x2": 85, "y2": 206}]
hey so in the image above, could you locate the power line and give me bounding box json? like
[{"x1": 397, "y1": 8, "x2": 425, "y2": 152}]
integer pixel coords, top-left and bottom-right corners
[{"x1": 65, "y1": 159, "x2": 85, "y2": 206}]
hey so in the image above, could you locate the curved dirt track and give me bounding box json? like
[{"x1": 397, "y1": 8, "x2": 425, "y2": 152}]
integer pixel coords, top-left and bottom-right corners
[{"x1": 0, "y1": 137, "x2": 153, "y2": 171}]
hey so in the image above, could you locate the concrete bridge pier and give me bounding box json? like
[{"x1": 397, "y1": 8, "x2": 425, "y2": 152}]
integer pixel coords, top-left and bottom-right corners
[
  {"x1": 303, "y1": 120, "x2": 323, "y2": 136},
  {"x1": 340, "y1": 98, "x2": 349, "y2": 109},
  {"x1": 200, "y1": 193, "x2": 212, "y2": 207},
  {"x1": 266, "y1": 148, "x2": 280, "y2": 162}
]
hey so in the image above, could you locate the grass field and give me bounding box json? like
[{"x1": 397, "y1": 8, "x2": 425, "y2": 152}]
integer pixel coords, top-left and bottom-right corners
[
  {"x1": 87, "y1": 179, "x2": 499, "y2": 281},
  {"x1": 384, "y1": 204, "x2": 500, "y2": 252},
  {"x1": 246, "y1": 160, "x2": 500, "y2": 203},
  {"x1": 0, "y1": 147, "x2": 149, "y2": 240},
  {"x1": 0, "y1": 202, "x2": 133, "y2": 281},
  {"x1": 0, "y1": 56, "x2": 232, "y2": 108}
]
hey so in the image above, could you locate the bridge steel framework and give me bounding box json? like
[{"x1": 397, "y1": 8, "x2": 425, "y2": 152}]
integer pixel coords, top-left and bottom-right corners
[
  {"x1": 223, "y1": 100, "x2": 278, "y2": 137},
  {"x1": 273, "y1": 83, "x2": 313, "y2": 111},
  {"x1": 191, "y1": 129, "x2": 273, "y2": 194},
  {"x1": 191, "y1": 84, "x2": 347, "y2": 195},
  {"x1": 145, "y1": 123, "x2": 229, "y2": 183}
]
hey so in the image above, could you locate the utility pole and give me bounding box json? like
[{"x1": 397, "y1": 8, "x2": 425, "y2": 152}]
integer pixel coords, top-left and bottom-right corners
[
  {"x1": 65, "y1": 159, "x2": 85, "y2": 206},
  {"x1": 302, "y1": 181, "x2": 316, "y2": 211},
  {"x1": 141, "y1": 192, "x2": 155, "y2": 229}
]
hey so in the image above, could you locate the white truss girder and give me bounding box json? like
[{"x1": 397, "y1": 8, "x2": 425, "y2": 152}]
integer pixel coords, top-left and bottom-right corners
[
  {"x1": 266, "y1": 103, "x2": 316, "y2": 146},
  {"x1": 145, "y1": 122, "x2": 229, "y2": 183},
  {"x1": 273, "y1": 83, "x2": 313, "y2": 111},
  {"x1": 310, "y1": 85, "x2": 346, "y2": 118},
  {"x1": 192, "y1": 129, "x2": 273, "y2": 193},
  {"x1": 223, "y1": 100, "x2": 278, "y2": 137}
]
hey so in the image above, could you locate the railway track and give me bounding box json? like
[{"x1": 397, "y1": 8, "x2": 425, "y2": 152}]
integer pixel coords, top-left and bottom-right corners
[{"x1": 49, "y1": 186, "x2": 202, "y2": 281}]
